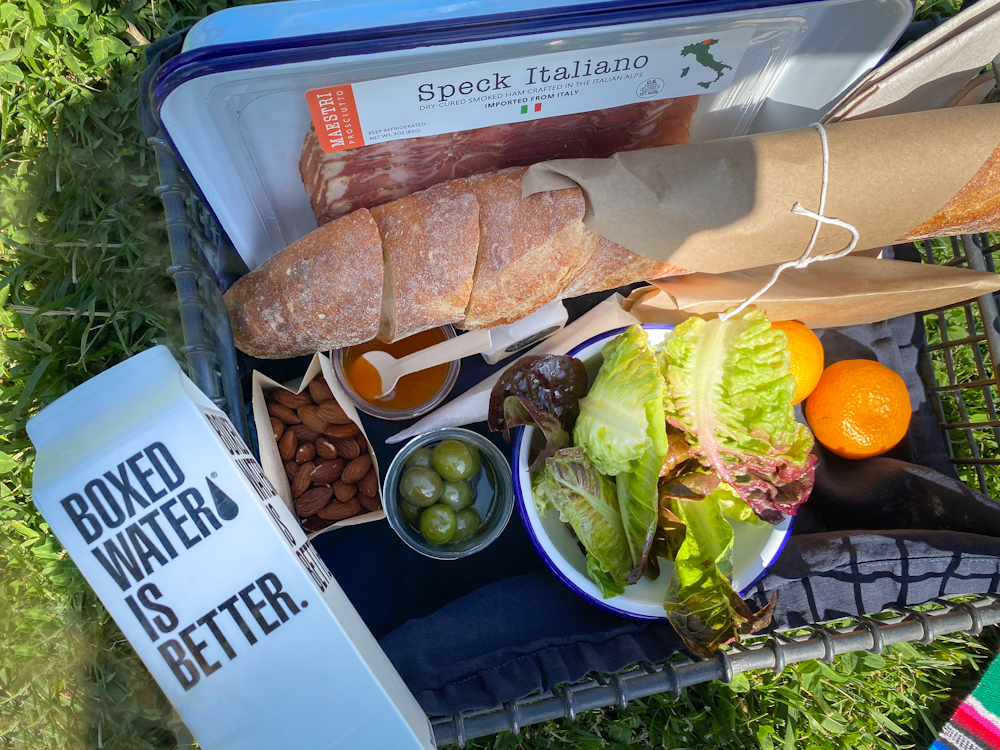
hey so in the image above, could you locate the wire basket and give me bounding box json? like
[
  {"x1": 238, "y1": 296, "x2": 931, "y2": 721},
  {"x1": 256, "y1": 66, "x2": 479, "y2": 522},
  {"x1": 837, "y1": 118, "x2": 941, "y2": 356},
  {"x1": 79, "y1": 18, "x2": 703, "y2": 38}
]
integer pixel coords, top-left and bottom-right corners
[{"x1": 149, "y1": 143, "x2": 1000, "y2": 748}]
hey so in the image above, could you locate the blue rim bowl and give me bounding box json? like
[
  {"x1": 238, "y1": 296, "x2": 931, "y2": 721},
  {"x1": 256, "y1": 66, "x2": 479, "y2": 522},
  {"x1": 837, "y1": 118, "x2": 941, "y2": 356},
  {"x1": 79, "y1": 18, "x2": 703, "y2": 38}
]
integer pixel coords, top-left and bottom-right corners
[{"x1": 511, "y1": 323, "x2": 794, "y2": 620}]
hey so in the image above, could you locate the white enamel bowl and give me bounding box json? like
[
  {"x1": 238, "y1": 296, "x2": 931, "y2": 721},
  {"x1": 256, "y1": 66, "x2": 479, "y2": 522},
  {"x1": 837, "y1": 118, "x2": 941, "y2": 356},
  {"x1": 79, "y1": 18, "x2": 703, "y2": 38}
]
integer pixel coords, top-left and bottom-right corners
[{"x1": 512, "y1": 323, "x2": 793, "y2": 620}]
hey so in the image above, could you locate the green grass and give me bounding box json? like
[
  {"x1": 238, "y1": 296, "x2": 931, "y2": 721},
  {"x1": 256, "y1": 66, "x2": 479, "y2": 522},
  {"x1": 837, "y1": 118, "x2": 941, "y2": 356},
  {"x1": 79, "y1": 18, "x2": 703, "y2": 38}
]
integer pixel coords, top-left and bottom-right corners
[
  {"x1": 467, "y1": 630, "x2": 1000, "y2": 750},
  {"x1": 1, "y1": 0, "x2": 996, "y2": 747},
  {"x1": 920, "y1": 234, "x2": 1000, "y2": 497}
]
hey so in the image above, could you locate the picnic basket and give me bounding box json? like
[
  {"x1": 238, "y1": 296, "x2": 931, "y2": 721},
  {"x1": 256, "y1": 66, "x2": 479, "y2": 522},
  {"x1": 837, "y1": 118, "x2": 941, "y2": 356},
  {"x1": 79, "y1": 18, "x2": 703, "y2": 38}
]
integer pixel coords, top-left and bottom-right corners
[{"x1": 148, "y1": 66, "x2": 1000, "y2": 748}]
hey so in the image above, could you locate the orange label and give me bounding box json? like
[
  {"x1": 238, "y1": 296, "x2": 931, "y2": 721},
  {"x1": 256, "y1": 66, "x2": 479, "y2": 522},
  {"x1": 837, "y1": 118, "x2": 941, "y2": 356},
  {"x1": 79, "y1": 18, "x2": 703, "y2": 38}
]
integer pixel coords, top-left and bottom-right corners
[{"x1": 305, "y1": 85, "x2": 366, "y2": 153}]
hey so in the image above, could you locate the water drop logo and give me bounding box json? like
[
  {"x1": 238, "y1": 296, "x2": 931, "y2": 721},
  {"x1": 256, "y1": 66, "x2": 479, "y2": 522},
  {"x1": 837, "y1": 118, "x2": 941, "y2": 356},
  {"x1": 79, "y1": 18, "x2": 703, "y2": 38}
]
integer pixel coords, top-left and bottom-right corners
[{"x1": 206, "y1": 477, "x2": 239, "y2": 521}]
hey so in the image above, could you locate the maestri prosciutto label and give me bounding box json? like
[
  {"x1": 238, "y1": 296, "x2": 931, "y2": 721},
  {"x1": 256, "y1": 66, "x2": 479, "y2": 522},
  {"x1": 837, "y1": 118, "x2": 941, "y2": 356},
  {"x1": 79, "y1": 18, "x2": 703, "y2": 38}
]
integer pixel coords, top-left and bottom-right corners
[{"x1": 305, "y1": 27, "x2": 754, "y2": 153}]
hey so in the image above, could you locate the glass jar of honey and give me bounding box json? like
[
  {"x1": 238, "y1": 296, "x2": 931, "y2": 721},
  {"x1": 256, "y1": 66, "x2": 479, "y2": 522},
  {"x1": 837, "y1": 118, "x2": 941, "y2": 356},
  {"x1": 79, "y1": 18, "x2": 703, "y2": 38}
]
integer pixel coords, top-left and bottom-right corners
[{"x1": 333, "y1": 325, "x2": 460, "y2": 421}]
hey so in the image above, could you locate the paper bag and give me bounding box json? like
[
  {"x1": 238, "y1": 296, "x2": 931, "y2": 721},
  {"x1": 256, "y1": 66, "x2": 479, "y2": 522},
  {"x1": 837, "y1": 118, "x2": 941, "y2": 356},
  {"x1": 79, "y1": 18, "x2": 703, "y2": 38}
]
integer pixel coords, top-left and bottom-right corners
[
  {"x1": 623, "y1": 256, "x2": 1000, "y2": 328},
  {"x1": 522, "y1": 105, "x2": 1000, "y2": 273},
  {"x1": 823, "y1": 0, "x2": 1000, "y2": 122},
  {"x1": 252, "y1": 353, "x2": 384, "y2": 540}
]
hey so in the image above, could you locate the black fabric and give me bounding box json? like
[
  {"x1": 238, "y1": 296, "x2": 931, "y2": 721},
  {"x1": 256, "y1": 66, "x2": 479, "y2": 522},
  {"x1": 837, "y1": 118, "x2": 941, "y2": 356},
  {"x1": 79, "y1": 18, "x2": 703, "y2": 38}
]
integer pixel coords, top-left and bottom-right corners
[{"x1": 137, "y1": 34, "x2": 1000, "y2": 714}]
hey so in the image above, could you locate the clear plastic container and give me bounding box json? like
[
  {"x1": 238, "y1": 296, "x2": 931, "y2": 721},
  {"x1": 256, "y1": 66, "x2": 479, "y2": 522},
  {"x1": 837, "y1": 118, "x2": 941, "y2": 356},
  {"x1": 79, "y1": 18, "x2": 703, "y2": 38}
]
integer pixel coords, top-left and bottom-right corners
[
  {"x1": 332, "y1": 325, "x2": 461, "y2": 421},
  {"x1": 152, "y1": 0, "x2": 814, "y2": 270},
  {"x1": 383, "y1": 428, "x2": 514, "y2": 559}
]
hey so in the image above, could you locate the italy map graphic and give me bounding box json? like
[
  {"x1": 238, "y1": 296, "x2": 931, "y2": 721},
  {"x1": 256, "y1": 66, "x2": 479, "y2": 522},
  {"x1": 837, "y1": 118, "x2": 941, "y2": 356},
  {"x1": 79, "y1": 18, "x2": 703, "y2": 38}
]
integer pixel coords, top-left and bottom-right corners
[{"x1": 680, "y1": 39, "x2": 732, "y2": 90}]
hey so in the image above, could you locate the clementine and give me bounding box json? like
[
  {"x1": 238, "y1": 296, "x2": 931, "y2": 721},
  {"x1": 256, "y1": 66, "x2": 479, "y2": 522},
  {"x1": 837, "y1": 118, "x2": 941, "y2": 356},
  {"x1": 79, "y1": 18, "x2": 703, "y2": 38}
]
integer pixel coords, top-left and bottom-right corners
[
  {"x1": 804, "y1": 359, "x2": 911, "y2": 459},
  {"x1": 770, "y1": 320, "x2": 824, "y2": 405}
]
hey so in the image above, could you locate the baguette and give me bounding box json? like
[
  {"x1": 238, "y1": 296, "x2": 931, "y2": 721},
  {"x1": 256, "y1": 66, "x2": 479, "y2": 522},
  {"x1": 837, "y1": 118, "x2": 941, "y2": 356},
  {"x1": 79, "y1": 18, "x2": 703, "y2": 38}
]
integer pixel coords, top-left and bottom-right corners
[
  {"x1": 224, "y1": 209, "x2": 383, "y2": 359},
  {"x1": 462, "y1": 167, "x2": 589, "y2": 329},
  {"x1": 224, "y1": 171, "x2": 688, "y2": 358},
  {"x1": 371, "y1": 180, "x2": 479, "y2": 343},
  {"x1": 560, "y1": 229, "x2": 686, "y2": 298}
]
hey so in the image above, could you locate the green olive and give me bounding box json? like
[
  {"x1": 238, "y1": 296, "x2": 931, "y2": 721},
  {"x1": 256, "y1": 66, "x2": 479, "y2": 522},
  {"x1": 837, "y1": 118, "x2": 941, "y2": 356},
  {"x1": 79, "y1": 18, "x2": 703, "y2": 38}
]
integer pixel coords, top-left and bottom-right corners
[
  {"x1": 399, "y1": 499, "x2": 423, "y2": 526},
  {"x1": 399, "y1": 467, "x2": 443, "y2": 507},
  {"x1": 419, "y1": 504, "x2": 457, "y2": 544},
  {"x1": 438, "y1": 480, "x2": 472, "y2": 511},
  {"x1": 467, "y1": 445, "x2": 481, "y2": 478},
  {"x1": 432, "y1": 439, "x2": 476, "y2": 481},
  {"x1": 405, "y1": 448, "x2": 434, "y2": 470},
  {"x1": 452, "y1": 507, "x2": 482, "y2": 541}
]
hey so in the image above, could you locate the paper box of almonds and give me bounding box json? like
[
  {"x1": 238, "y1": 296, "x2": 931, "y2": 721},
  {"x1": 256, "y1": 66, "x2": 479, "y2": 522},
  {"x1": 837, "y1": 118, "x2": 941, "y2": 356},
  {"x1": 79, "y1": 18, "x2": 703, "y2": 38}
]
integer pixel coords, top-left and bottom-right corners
[{"x1": 252, "y1": 354, "x2": 384, "y2": 538}]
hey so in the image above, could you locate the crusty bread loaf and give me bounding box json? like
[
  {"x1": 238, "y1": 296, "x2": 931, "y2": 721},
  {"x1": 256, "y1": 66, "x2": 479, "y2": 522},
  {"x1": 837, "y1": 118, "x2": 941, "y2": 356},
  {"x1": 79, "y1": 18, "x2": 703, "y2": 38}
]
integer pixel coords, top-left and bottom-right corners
[
  {"x1": 560, "y1": 229, "x2": 687, "y2": 298},
  {"x1": 901, "y1": 143, "x2": 1000, "y2": 240},
  {"x1": 225, "y1": 170, "x2": 689, "y2": 358},
  {"x1": 462, "y1": 167, "x2": 589, "y2": 329},
  {"x1": 371, "y1": 180, "x2": 479, "y2": 343},
  {"x1": 223, "y1": 209, "x2": 383, "y2": 358}
]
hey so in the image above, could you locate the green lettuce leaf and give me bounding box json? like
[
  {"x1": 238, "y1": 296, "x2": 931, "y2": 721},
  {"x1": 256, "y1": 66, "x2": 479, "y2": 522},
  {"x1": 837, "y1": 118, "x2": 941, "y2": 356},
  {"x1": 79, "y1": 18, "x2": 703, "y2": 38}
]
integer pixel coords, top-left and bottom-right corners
[
  {"x1": 574, "y1": 325, "x2": 661, "y2": 476},
  {"x1": 535, "y1": 448, "x2": 631, "y2": 597},
  {"x1": 663, "y1": 487, "x2": 776, "y2": 657},
  {"x1": 574, "y1": 325, "x2": 667, "y2": 578},
  {"x1": 714, "y1": 483, "x2": 761, "y2": 525},
  {"x1": 657, "y1": 308, "x2": 817, "y2": 524}
]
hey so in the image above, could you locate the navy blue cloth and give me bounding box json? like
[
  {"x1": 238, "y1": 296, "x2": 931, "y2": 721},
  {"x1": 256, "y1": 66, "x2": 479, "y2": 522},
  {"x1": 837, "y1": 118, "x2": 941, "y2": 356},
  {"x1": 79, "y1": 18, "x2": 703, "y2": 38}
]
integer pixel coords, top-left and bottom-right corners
[{"x1": 136, "y1": 36, "x2": 1000, "y2": 713}]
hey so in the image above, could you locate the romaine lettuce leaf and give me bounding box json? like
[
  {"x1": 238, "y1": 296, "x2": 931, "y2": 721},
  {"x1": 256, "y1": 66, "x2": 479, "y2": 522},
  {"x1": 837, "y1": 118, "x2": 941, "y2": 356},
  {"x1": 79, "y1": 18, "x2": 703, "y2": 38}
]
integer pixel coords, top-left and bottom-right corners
[
  {"x1": 714, "y1": 483, "x2": 761, "y2": 525},
  {"x1": 663, "y1": 488, "x2": 776, "y2": 657},
  {"x1": 535, "y1": 448, "x2": 631, "y2": 597},
  {"x1": 574, "y1": 325, "x2": 667, "y2": 578},
  {"x1": 657, "y1": 308, "x2": 817, "y2": 524},
  {"x1": 574, "y1": 326, "x2": 660, "y2": 477}
]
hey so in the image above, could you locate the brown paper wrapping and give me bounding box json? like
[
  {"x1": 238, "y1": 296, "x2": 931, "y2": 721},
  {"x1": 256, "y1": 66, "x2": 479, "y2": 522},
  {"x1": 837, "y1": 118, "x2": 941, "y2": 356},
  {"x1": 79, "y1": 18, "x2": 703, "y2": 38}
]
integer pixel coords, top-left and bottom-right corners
[
  {"x1": 522, "y1": 105, "x2": 1000, "y2": 274},
  {"x1": 621, "y1": 257, "x2": 1000, "y2": 329},
  {"x1": 251, "y1": 353, "x2": 384, "y2": 541}
]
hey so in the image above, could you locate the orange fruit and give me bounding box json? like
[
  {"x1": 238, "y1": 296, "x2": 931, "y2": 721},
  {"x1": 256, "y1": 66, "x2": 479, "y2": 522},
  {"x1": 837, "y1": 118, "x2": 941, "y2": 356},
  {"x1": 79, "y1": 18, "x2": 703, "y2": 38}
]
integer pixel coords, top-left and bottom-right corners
[
  {"x1": 804, "y1": 359, "x2": 911, "y2": 459},
  {"x1": 770, "y1": 320, "x2": 824, "y2": 405}
]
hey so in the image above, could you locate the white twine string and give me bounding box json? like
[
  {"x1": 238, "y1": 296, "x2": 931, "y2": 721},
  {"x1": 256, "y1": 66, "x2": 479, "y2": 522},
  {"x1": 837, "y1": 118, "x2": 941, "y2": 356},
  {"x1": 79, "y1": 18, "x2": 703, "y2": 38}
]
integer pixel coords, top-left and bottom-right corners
[{"x1": 718, "y1": 123, "x2": 860, "y2": 323}]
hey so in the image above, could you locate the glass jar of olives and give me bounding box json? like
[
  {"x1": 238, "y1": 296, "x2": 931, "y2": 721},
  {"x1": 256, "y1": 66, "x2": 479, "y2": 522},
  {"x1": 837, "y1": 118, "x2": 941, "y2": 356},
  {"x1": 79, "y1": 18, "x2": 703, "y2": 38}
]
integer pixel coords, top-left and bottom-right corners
[{"x1": 383, "y1": 428, "x2": 513, "y2": 559}]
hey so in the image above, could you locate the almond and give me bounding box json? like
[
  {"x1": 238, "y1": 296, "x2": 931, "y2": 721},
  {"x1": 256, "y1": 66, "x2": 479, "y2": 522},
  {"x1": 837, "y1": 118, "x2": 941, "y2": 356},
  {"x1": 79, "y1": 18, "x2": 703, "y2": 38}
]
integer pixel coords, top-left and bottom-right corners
[
  {"x1": 308, "y1": 378, "x2": 335, "y2": 403},
  {"x1": 289, "y1": 424, "x2": 321, "y2": 442},
  {"x1": 342, "y1": 454, "x2": 372, "y2": 484},
  {"x1": 359, "y1": 493, "x2": 382, "y2": 513},
  {"x1": 270, "y1": 417, "x2": 285, "y2": 441},
  {"x1": 315, "y1": 437, "x2": 339, "y2": 460},
  {"x1": 298, "y1": 404, "x2": 330, "y2": 434},
  {"x1": 292, "y1": 462, "x2": 316, "y2": 498},
  {"x1": 357, "y1": 433, "x2": 369, "y2": 452},
  {"x1": 330, "y1": 437, "x2": 360, "y2": 460},
  {"x1": 295, "y1": 486, "x2": 333, "y2": 517},
  {"x1": 319, "y1": 496, "x2": 361, "y2": 520},
  {"x1": 318, "y1": 399, "x2": 353, "y2": 425},
  {"x1": 295, "y1": 442, "x2": 316, "y2": 463},
  {"x1": 283, "y1": 461, "x2": 298, "y2": 481},
  {"x1": 333, "y1": 480, "x2": 357, "y2": 502},
  {"x1": 274, "y1": 390, "x2": 314, "y2": 409},
  {"x1": 302, "y1": 515, "x2": 335, "y2": 532},
  {"x1": 268, "y1": 403, "x2": 301, "y2": 425},
  {"x1": 358, "y1": 467, "x2": 379, "y2": 497},
  {"x1": 310, "y1": 458, "x2": 344, "y2": 485},
  {"x1": 278, "y1": 430, "x2": 298, "y2": 461},
  {"x1": 325, "y1": 422, "x2": 361, "y2": 439}
]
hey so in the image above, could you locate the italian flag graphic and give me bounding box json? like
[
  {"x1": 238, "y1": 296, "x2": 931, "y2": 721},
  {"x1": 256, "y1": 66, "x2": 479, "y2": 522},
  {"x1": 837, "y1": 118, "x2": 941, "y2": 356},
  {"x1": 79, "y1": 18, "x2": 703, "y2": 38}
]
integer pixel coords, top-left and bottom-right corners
[{"x1": 520, "y1": 103, "x2": 543, "y2": 114}]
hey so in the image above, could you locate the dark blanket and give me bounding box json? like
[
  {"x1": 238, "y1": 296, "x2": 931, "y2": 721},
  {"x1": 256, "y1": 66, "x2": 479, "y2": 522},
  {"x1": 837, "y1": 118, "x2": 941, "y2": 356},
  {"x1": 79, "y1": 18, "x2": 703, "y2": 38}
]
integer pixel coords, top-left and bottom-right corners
[{"x1": 137, "y1": 37, "x2": 1000, "y2": 716}]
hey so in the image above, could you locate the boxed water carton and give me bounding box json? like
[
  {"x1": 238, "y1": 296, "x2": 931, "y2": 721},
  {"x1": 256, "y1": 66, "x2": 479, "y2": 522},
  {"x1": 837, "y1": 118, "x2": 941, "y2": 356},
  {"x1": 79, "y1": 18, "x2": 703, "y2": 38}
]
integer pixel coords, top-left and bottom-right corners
[{"x1": 27, "y1": 346, "x2": 435, "y2": 750}]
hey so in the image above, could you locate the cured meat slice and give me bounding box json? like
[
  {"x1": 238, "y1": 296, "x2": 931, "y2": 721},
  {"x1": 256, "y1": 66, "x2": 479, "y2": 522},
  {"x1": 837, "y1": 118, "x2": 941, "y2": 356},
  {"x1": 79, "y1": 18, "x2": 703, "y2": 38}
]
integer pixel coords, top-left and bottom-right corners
[{"x1": 300, "y1": 96, "x2": 699, "y2": 226}]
